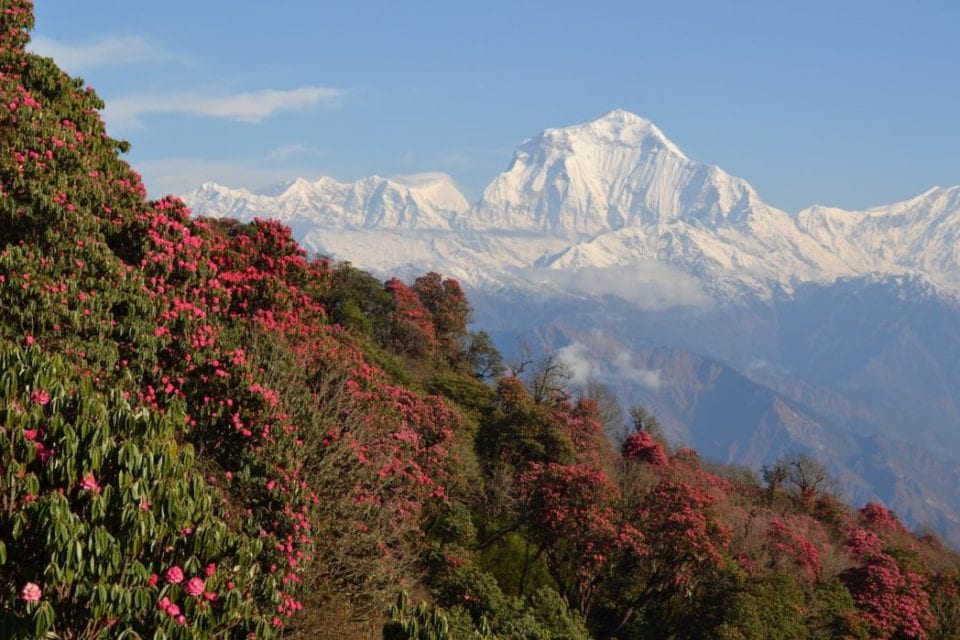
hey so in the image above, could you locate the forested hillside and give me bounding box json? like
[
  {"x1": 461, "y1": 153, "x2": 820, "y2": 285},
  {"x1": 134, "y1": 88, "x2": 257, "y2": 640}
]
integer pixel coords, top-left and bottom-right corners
[{"x1": 1, "y1": 2, "x2": 959, "y2": 638}]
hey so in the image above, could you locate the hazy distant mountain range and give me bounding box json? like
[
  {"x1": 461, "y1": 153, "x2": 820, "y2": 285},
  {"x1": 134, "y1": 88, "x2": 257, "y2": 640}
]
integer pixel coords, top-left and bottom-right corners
[{"x1": 184, "y1": 110, "x2": 960, "y2": 544}]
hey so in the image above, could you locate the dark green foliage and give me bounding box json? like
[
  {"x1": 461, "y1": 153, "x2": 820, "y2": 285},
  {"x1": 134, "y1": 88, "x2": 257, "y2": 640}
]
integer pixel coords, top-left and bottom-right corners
[
  {"x1": 521, "y1": 587, "x2": 592, "y2": 640},
  {"x1": 927, "y1": 570, "x2": 960, "y2": 640},
  {"x1": 384, "y1": 591, "x2": 451, "y2": 640},
  {"x1": 464, "y1": 330, "x2": 505, "y2": 380},
  {"x1": 427, "y1": 371, "x2": 497, "y2": 424},
  {"x1": 710, "y1": 573, "x2": 808, "y2": 640},
  {"x1": 476, "y1": 533, "x2": 553, "y2": 598},
  {"x1": 321, "y1": 261, "x2": 392, "y2": 338},
  {"x1": 476, "y1": 377, "x2": 576, "y2": 470},
  {"x1": 429, "y1": 563, "x2": 588, "y2": 640},
  {"x1": 806, "y1": 579, "x2": 870, "y2": 640}
]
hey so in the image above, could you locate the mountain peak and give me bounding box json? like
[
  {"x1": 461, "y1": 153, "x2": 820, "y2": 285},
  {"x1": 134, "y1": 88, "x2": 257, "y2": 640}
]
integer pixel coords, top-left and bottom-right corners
[
  {"x1": 556, "y1": 109, "x2": 688, "y2": 160},
  {"x1": 474, "y1": 110, "x2": 754, "y2": 235}
]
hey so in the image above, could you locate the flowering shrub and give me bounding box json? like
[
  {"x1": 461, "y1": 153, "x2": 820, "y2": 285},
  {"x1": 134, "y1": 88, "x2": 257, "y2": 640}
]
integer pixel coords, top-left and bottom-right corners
[
  {"x1": 840, "y1": 528, "x2": 934, "y2": 639},
  {"x1": 410, "y1": 272, "x2": 470, "y2": 360},
  {"x1": 384, "y1": 277, "x2": 438, "y2": 358},
  {"x1": 859, "y1": 501, "x2": 908, "y2": 535},
  {"x1": 0, "y1": 4, "x2": 317, "y2": 635},
  {"x1": 765, "y1": 515, "x2": 824, "y2": 582},
  {"x1": 521, "y1": 461, "x2": 644, "y2": 616},
  {"x1": 621, "y1": 430, "x2": 668, "y2": 466},
  {"x1": 0, "y1": 348, "x2": 280, "y2": 637}
]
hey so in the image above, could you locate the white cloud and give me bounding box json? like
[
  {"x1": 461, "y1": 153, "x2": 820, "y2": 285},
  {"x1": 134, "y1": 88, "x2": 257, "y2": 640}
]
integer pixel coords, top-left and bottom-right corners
[
  {"x1": 612, "y1": 351, "x2": 661, "y2": 390},
  {"x1": 557, "y1": 341, "x2": 596, "y2": 384},
  {"x1": 526, "y1": 264, "x2": 714, "y2": 311},
  {"x1": 29, "y1": 35, "x2": 179, "y2": 72},
  {"x1": 558, "y1": 340, "x2": 661, "y2": 391},
  {"x1": 104, "y1": 86, "x2": 344, "y2": 130}
]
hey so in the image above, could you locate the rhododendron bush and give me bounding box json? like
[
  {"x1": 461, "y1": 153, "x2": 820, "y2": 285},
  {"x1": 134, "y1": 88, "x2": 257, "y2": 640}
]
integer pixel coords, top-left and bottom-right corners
[
  {"x1": 0, "y1": 2, "x2": 459, "y2": 636},
  {"x1": 0, "y1": 348, "x2": 274, "y2": 637}
]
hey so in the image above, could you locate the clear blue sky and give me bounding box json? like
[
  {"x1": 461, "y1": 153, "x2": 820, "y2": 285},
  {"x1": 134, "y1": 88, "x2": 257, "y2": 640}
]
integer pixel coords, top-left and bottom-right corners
[{"x1": 31, "y1": 1, "x2": 960, "y2": 212}]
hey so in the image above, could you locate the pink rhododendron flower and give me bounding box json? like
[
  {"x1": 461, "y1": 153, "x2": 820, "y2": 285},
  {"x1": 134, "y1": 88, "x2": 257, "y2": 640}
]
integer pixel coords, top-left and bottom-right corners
[
  {"x1": 166, "y1": 603, "x2": 180, "y2": 616},
  {"x1": 186, "y1": 577, "x2": 205, "y2": 597},
  {"x1": 157, "y1": 596, "x2": 170, "y2": 612},
  {"x1": 165, "y1": 566, "x2": 184, "y2": 584},
  {"x1": 204, "y1": 563, "x2": 216, "y2": 577},
  {"x1": 31, "y1": 389, "x2": 49, "y2": 405},
  {"x1": 20, "y1": 582, "x2": 41, "y2": 602},
  {"x1": 35, "y1": 441, "x2": 53, "y2": 463},
  {"x1": 148, "y1": 573, "x2": 158, "y2": 587},
  {"x1": 79, "y1": 473, "x2": 100, "y2": 494}
]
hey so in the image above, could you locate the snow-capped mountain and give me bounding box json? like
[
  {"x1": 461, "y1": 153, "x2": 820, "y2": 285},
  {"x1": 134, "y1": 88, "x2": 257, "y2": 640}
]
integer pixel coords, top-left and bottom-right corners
[
  {"x1": 184, "y1": 172, "x2": 468, "y2": 232},
  {"x1": 183, "y1": 110, "x2": 960, "y2": 302},
  {"x1": 474, "y1": 109, "x2": 765, "y2": 235},
  {"x1": 797, "y1": 185, "x2": 960, "y2": 292}
]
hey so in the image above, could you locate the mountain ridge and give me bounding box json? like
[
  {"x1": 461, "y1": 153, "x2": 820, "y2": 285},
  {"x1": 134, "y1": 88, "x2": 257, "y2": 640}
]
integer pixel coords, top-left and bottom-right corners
[{"x1": 183, "y1": 111, "x2": 960, "y2": 303}]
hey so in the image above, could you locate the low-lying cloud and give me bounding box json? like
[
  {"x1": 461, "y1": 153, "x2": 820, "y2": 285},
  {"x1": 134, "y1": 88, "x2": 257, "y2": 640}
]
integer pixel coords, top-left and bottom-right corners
[
  {"x1": 558, "y1": 340, "x2": 661, "y2": 391},
  {"x1": 527, "y1": 263, "x2": 713, "y2": 311}
]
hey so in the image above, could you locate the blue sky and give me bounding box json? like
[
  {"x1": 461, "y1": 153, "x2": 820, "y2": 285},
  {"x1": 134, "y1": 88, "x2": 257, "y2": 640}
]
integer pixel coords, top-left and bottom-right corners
[{"x1": 31, "y1": 1, "x2": 960, "y2": 212}]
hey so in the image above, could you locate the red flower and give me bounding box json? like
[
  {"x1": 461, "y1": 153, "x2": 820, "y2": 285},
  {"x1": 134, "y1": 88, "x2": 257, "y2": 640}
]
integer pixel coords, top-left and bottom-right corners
[
  {"x1": 165, "y1": 566, "x2": 184, "y2": 584},
  {"x1": 20, "y1": 582, "x2": 41, "y2": 603},
  {"x1": 185, "y1": 577, "x2": 205, "y2": 597},
  {"x1": 79, "y1": 473, "x2": 100, "y2": 494}
]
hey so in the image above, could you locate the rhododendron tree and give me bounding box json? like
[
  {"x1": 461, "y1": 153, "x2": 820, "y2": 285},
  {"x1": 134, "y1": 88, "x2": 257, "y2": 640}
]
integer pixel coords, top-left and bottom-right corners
[
  {"x1": 384, "y1": 277, "x2": 438, "y2": 358},
  {"x1": 597, "y1": 477, "x2": 731, "y2": 638},
  {"x1": 0, "y1": 4, "x2": 317, "y2": 634},
  {"x1": 411, "y1": 272, "x2": 471, "y2": 359},
  {"x1": 859, "y1": 501, "x2": 909, "y2": 535},
  {"x1": 520, "y1": 462, "x2": 643, "y2": 617},
  {"x1": 620, "y1": 430, "x2": 668, "y2": 466},
  {"x1": 0, "y1": 349, "x2": 282, "y2": 637},
  {"x1": 765, "y1": 515, "x2": 825, "y2": 582},
  {"x1": 840, "y1": 528, "x2": 934, "y2": 639}
]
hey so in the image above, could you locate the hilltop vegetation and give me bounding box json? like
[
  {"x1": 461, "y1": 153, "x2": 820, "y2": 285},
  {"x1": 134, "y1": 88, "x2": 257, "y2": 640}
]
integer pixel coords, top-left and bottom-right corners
[{"x1": 1, "y1": 2, "x2": 959, "y2": 638}]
